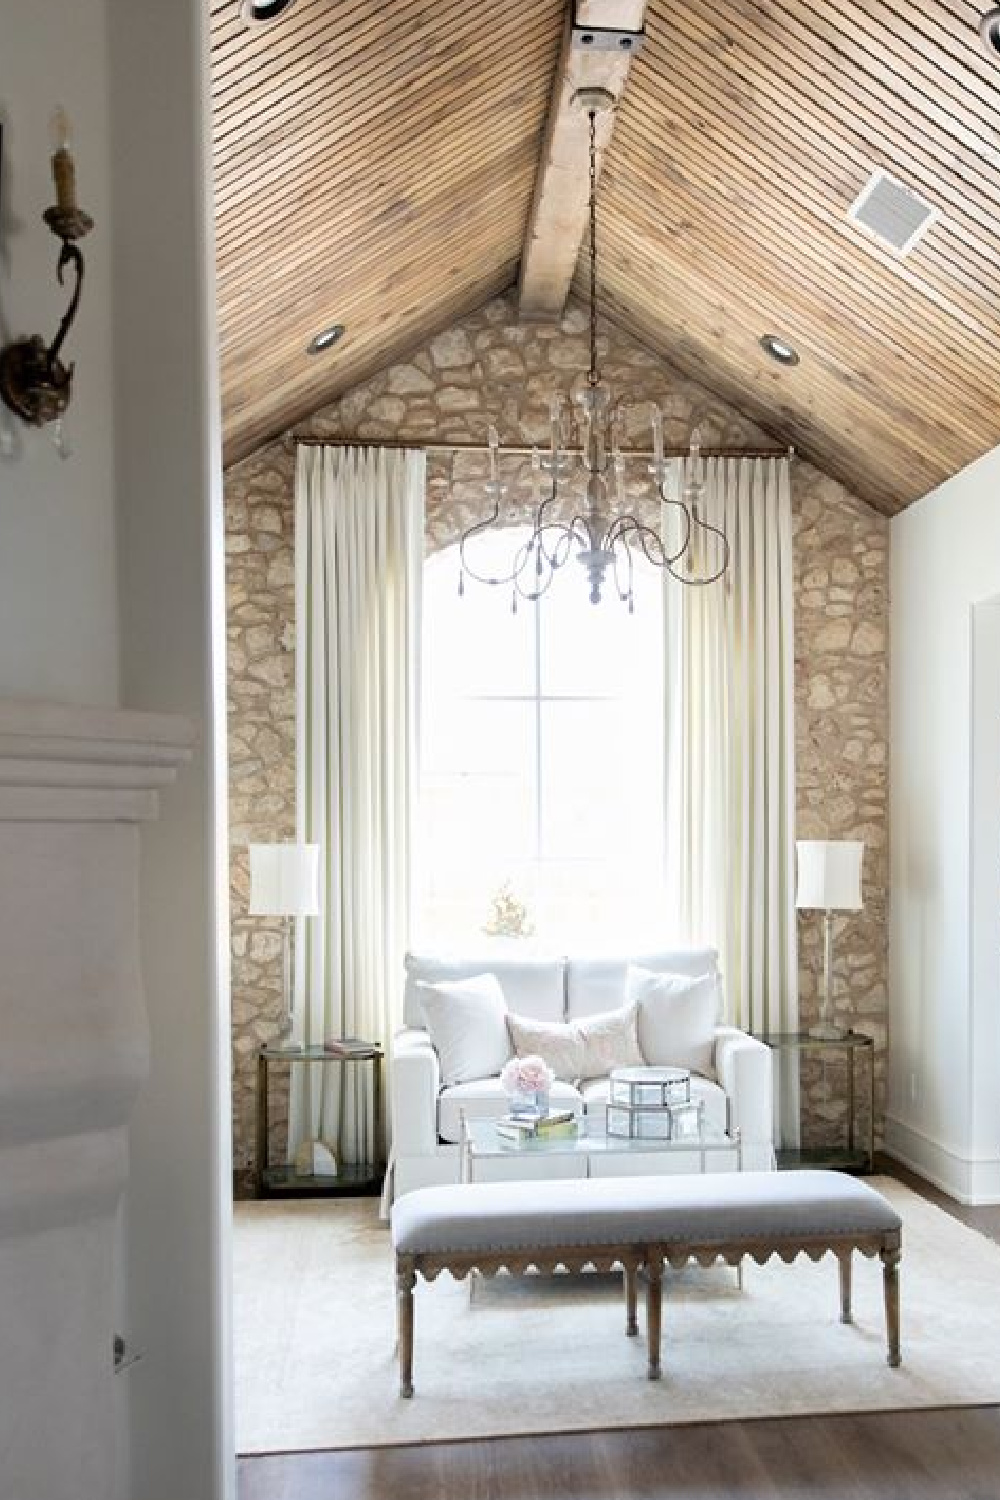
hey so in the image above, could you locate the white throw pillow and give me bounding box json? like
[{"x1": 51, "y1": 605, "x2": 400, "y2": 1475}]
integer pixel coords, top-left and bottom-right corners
[
  {"x1": 628, "y1": 966, "x2": 717, "y2": 1076},
  {"x1": 416, "y1": 973, "x2": 513, "y2": 1086},
  {"x1": 508, "y1": 1003, "x2": 643, "y2": 1083}
]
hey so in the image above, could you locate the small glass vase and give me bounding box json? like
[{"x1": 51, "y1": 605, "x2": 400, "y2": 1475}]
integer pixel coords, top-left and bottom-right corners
[{"x1": 509, "y1": 1088, "x2": 549, "y2": 1119}]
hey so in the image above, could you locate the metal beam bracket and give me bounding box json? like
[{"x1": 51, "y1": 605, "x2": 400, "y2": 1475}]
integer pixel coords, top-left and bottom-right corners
[{"x1": 570, "y1": 21, "x2": 644, "y2": 55}]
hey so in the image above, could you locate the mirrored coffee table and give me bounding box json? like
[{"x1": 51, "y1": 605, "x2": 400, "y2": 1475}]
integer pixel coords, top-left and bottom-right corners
[{"x1": 460, "y1": 1113, "x2": 742, "y2": 1184}]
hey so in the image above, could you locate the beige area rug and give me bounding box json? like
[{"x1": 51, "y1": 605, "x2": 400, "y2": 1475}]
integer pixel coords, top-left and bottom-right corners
[{"x1": 234, "y1": 1179, "x2": 1000, "y2": 1454}]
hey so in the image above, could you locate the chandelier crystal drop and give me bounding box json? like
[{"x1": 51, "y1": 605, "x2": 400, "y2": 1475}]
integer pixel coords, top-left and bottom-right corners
[{"x1": 458, "y1": 92, "x2": 730, "y2": 609}]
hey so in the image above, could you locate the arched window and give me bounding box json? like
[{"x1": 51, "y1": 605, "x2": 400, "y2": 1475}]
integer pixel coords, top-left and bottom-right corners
[{"x1": 416, "y1": 528, "x2": 667, "y2": 950}]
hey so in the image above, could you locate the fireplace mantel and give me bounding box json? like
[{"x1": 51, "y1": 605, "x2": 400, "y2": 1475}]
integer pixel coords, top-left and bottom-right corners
[{"x1": 0, "y1": 698, "x2": 196, "y2": 821}]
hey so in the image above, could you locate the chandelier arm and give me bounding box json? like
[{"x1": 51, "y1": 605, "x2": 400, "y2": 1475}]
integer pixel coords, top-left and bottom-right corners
[
  {"x1": 534, "y1": 468, "x2": 558, "y2": 508},
  {"x1": 684, "y1": 513, "x2": 731, "y2": 585},
  {"x1": 538, "y1": 521, "x2": 585, "y2": 568},
  {"x1": 655, "y1": 490, "x2": 695, "y2": 564},
  {"x1": 459, "y1": 514, "x2": 531, "y2": 588},
  {"x1": 604, "y1": 513, "x2": 642, "y2": 555},
  {"x1": 515, "y1": 552, "x2": 561, "y2": 602},
  {"x1": 614, "y1": 511, "x2": 716, "y2": 580},
  {"x1": 608, "y1": 502, "x2": 692, "y2": 569},
  {"x1": 611, "y1": 535, "x2": 635, "y2": 604},
  {"x1": 527, "y1": 519, "x2": 576, "y2": 574},
  {"x1": 611, "y1": 517, "x2": 669, "y2": 569},
  {"x1": 561, "y1": 514, "x2": 599, "y2": 553},
  {"x1": 531, "y1": 492, "x2": 574, "y2": 567}
]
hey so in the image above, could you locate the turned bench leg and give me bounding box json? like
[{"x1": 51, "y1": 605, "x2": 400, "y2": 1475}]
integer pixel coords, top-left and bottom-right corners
[
  {"x1": 624, "y1": 1263, "x2": 639, "y2": 1337},
  {"x1": 881, "y1": 1246, "x2": 901, "y2": 1367},
  {"x1": 646, "y1": 1259, "x2": 662, "y2": 1380},
  {"x1": 396, "y1": 1262, "x2": 416, "y2": 1397},
  {"x1": 839, "y1": 1250, "x2": 853, "y2": 1324}
]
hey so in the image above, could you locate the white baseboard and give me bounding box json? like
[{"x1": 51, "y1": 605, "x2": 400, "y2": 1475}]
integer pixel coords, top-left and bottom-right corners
[{"x1": 884, "y1": 1114, "x2": 1000, "y2": 1205}]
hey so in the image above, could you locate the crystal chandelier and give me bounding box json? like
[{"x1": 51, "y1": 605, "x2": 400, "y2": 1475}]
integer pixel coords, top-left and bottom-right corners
[{"x1": 458, "y1": 89, "x2": 729, "y2": 608}]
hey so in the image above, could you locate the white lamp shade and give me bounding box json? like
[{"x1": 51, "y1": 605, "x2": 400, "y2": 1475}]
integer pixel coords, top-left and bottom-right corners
[
  {"x1": 248, "y1": 843, "x2": 321, "y2": 917},
  {"x1": 796, "y1": 840, "x2": 864, "y2": 911}
]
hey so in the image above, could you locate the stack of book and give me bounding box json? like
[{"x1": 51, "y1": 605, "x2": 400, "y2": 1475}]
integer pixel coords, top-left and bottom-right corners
[
  {"x1": 323, "y1": 1037, "x2": 374, "y2": 1057},
  {"x1": 495, "y1": 1109, "x2": 579, "y2": 1145}
]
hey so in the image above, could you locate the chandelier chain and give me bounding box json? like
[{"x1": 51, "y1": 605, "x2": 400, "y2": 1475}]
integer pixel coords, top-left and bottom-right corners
[{"x1": 588, "y1": 109, "x2": 598, "y2": 387}]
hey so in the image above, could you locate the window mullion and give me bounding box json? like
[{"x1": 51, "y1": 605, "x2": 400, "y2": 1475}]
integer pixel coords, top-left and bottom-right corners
[{"x1": 534, "y1": 591, "x2": 543, "y2": 866}]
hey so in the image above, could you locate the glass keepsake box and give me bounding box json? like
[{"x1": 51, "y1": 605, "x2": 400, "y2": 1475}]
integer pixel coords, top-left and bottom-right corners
[
  {"x1": 608, "y1": 1065, "x2": 691, "y2": 1108},
  {"x1": 605, "y1": 1098, "x2": 704, "y2": 1141},
  {"x1": 605, "y1": 1066, "x2": 702, "y2": 1141}
]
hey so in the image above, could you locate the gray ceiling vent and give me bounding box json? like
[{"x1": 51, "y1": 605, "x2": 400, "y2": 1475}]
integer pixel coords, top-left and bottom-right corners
[{"x1": 847, "y1": 169, "x2": 938, "y2": 257}]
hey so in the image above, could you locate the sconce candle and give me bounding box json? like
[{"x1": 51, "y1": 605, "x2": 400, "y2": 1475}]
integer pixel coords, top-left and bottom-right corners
[
  {"x1": 50, "y1": 108, "x2": 77, "y2": 213},
  {"x1": 0, "y1": 112, "x2": 93, "y2": 429}
]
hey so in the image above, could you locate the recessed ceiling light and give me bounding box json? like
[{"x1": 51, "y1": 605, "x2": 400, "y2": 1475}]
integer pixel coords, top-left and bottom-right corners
[
  {"x1": 306, "y1": 324, "x2": 345, "y2": 356},
  {"x1": 759, "y1": 334, "x2": 800, "y2": 367},
  {"x1": 240, "y1": 0, "x2": 297, "y2": 24},
  {"x1": 980, "y1": 6, "x2": 1000, "y2": 56}
]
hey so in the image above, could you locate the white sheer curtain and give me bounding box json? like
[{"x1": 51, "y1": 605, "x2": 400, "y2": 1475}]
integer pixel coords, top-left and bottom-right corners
[
  {"x1": 664, "y1": 456, "x2": 798, "y2": 1042},
  {"x1": 289, "y1": 444, "x2": 425, "y2": 1167}
]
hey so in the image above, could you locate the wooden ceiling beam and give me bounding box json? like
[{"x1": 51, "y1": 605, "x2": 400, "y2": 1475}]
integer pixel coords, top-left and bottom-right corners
[{"x1": 517, "y1": 0, "x2": 646, "y2": 320}]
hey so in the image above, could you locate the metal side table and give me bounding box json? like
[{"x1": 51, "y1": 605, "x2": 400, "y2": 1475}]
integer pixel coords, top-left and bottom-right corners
[
  {"x1": 255, "y1": 1043, "x2": 384, "y2": 1197},
  {"x1": 763, "y1": 1031, "x2": 875, "y2": 1174}
]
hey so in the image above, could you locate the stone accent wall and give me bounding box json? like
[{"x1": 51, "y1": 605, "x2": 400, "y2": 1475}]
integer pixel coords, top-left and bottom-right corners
[
  {"x1": 225, "y1": 290, "x2": 889, "y2": 1172},
  {"x1": 227, "y1": 473, "x2": 297, "y2": 1173},
  {"x1": 794, "y1": 475, "x2": 889, "y2": 1150}
]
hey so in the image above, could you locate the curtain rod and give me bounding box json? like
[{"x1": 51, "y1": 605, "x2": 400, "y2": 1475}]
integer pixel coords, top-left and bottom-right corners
[{"x1": 285, "y1": 435, "x2": 795, "y2": 460}]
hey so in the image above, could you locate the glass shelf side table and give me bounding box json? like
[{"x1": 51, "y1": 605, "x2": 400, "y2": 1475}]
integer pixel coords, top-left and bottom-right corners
[
  {"x1": 762, "y1": 1031, "x2": 875, "y2": 1174},
  {"x1": 255, "y1": 1043, "x2": 383, "y2": 1198}
]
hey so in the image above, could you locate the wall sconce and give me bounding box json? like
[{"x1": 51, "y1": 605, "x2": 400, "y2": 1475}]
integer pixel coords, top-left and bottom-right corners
[{"x1": 0, "y1": 110, "x2": 93, "y2": 430}]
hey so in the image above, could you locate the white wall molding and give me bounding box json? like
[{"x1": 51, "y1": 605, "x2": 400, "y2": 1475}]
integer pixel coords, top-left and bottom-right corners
[
  {"x1": 0, "y1": 699, "x2": 195, "y2": 822},
  {"x1": 885, "y1": 1113, "x2": 1000, "y2": 1205},
  {"x1": 891, "y1": 443, "x2": 1000, "y2": 1221},
  {"x1": 0, "y1": 698, "x2": 194, "y2": 1500}
]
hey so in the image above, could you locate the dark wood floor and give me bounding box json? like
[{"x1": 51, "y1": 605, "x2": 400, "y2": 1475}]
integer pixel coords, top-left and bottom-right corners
[{"x1": 238, "y1": 1159, "x2": 1000, "y2": 1500}]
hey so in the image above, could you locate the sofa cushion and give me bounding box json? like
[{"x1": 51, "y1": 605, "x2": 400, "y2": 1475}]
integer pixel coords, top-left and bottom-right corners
[
  {"x1": 626, "y1": 967, "x2": 717, "y2": 1077},
  {"x1": 416, "y1": 974, "x2": 513, "y2": 1086},
  {"x1": 437, "y1": 1077, "x2": 584, "y2": 1145},
  {"x1": 579, "y1": 1073, "x2": 728, "y2": 1135},
  {"x1": 508, "y1": 1003, "x2": 644, "y2": 1083},
  {"x1": 566, "y1": 948, "x2": 720, "y2": 1020},
  {"x1": 404, "y1": 951, "x2": 565, "y2": 1028}
]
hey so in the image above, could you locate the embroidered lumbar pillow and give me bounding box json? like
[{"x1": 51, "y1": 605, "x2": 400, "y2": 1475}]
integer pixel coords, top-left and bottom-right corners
[
  {"x1": 416, "y1": 972, "x2": 513, "y2": 1086},
  {"x1": 627, "y1": 965, "x2": 717, "y2": 1077},
  {"x1": 507, "y1": 1002, "x2": 643, "y2": 1083}
]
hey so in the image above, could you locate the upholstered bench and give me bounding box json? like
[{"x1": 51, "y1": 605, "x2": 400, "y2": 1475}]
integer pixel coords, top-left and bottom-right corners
[{"x1": 390, "y1": 1169, "x2": 902, "y2": 1396}]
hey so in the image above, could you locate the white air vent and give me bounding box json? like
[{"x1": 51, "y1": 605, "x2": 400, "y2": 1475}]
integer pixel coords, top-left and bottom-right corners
[{"x1": 848, "y1": 169, "x2": 938, "y2": 257}]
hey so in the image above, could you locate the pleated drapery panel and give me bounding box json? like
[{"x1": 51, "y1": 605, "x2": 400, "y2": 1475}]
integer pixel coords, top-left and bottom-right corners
[
  {"x1": 291, "y1": 444, "x2": 425, "y2": 1168},
  {"x1": 664, "y1": 457, "x2": 798, "y2": 1051}
]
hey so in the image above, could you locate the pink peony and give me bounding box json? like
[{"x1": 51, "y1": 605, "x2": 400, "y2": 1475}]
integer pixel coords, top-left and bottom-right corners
[{"x1": 501, "y1": 1054, "x2": 553, "y2": 1096}]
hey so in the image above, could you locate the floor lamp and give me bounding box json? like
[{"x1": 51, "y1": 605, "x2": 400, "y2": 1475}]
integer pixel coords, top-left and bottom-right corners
[
  {"x1": 248, "y1": 842, "x2": 320, "y2": 1053},
  {"x1": 796, "y1": 840, "x2": 864, "y2": 1041}
]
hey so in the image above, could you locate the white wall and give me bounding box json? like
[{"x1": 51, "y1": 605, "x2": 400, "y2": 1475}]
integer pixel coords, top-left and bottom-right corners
[
  {"x1": 0, "y1": 0, "x2": 119, "y2": 703},
  {"x1": 890, "y1": 442, "x2": 1000, "y2": 1203},
  {"x1": 2, "y1": 4, "x2": 230, "y2": 1497},
  {"x1": 108, "y1": 1, "x2": 232, "y2": 1497}
]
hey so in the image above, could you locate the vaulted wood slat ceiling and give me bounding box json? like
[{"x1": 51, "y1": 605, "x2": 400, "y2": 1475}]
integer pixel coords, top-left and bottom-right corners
[
  {"x1": 212, "y1": 0, "x2": 1000, "y2": 512},
  {"x1": 211, "y1": 0, "x2": 564, "y2": 464}
]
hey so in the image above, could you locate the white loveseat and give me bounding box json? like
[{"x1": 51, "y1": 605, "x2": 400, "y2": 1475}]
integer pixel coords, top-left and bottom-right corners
[{"x1": 389, "y1": 947, "x2": 775, "y2": 1199}]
